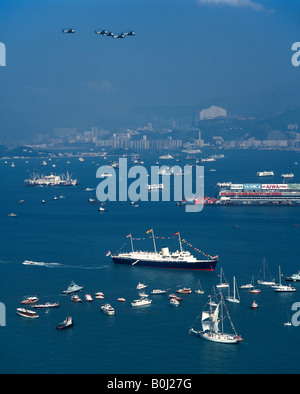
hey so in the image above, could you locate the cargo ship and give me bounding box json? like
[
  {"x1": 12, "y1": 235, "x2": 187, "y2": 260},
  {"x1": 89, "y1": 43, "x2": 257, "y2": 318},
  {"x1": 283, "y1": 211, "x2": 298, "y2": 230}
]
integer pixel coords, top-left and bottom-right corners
[
  {"x1": 24, "y1": 171, "x2": 78, "y2": 187},
  {"x1": 178, "y1": 182, "x2": 300, "y2": 206},
  {"x1": 216, "y1": 182, "x2": 300, "y2": 205},
  {"x1": 110, "y1": 230, "x2": 218, "y2": 271}
]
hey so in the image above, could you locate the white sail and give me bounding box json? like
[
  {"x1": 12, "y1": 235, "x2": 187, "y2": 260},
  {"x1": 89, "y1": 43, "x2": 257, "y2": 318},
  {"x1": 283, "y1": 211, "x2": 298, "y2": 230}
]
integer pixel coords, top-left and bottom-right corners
[
  {"x1": 201, "y1": 311, "x2": 211, "y2": 321},
  {"x1": 212, "y1": 304, "x2": 220, "y2": 333}
]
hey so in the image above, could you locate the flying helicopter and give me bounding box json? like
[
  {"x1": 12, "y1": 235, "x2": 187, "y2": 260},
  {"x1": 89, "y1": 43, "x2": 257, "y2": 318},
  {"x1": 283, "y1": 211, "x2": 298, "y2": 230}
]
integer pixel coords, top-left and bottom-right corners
[{"x1": 62, "y1": 28, "x2": 75, "y2": 34}]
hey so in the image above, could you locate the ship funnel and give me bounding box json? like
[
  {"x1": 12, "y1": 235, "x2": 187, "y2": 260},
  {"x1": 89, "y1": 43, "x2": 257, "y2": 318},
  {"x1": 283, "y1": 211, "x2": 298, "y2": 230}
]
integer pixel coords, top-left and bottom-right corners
[{"x1": 161, "y1": 247, "x2": 170, "y2": 257}]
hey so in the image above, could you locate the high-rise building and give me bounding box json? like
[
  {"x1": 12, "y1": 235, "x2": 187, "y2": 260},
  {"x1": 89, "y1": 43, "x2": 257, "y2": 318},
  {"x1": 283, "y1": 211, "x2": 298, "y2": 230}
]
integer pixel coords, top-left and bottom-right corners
[{"x1": 200, "y1": 106, "x2": 227, "y2": 121}]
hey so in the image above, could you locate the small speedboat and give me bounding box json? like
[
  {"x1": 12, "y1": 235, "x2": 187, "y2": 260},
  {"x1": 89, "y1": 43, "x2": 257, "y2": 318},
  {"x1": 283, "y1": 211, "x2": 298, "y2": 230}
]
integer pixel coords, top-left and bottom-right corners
[
  {"x1": 21, "y1": 296, "x2": 39, "y2": 304},
  {"x1": 251, "y1": 301, "x2": 258, "y2": 309},
  {"x1": 117, "y1": 298, "x2": 126, "y2": 302},
  {"x1": 85, "y1": 294, "x2": 93, "y2": 302},
  {"x1": 57, "y1": 316, "x2": 74, "y2": 330},
  {"x1": 169, "y1": 298, "x2": 179, "y2": 307},
  {"x1": 136, "y1": 282, "x2": 148, "y2": 290},
  {"x1": 176, "y1": 288, "x2": 192, "y2": 294},
  {"x1": 71, "y1": 295, "x2": 82, "y2": 303}
]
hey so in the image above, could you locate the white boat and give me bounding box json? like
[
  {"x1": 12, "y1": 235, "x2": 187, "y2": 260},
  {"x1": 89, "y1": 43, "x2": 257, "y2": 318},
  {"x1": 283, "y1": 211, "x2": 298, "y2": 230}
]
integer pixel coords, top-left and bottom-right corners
[
  {"x1": 169, "y1": 298, "x2": 179, "y2": 307},
  {"x1": 131, "y1": 298, "x2": 152, "y2": 307},
  {"x1": 257, "y1": 171, "x2": 274, "y2": 177},
  {"x1": 71, "y1": 295, "x2": 82, "y2": 302},
  {"x1": 257, "y1": 258, "x2": 276, "y2": 286},
  {"x1": 216, "y1": 268, "x2": 229, "y2": 289},
  {"x1": 16, "y1": 308, "x2": 39, "y2": 319},
  {"x1": 138, "y1": 291, "x2": 148, "y2": 298},
  {"x1": 251, "y1": 301, "x2": 258, "y2": 309},
  {"x1": 273, "y1": 267, "x2": 296, "y2": 292},
  {"x1": 239, "y1": 276, "x2": 254, "y2": 290},
  {"x1": 101, "y1": 303, "x2": 115, "y2": 315},
  {"x1": 285, "y1": 271, "x2": 300, "y2": 282},
  {"x1": 225, "y1": 276, "x2": 240, "y2": 304},
  {"x1": 32, "y1": 302, "x2": 59, "y2": 309},
  {"x1": 195, "y1": 279, "x2": 205, "y2": 294},
  {"x1": 136, "y1": 282, "x2": 148, "y2": 290},
  {"x1": 21, "y1": 296, "x2": 39, "y2": 304},
  {"x1": 189, "y1": 292, "x2": 243, "y2": 344},
  {"x1": 85, "y1": 294, "x2": 93, "y2": 302},
  {"x1": 150, "y1": 289, "x2": 166, "y2": 295},
  {"x1": 159, "y1": 154, "x2": 174, "y2": 160},
  {"x1": 281, "y1": 173, "x2": 294, "y2": 178}
]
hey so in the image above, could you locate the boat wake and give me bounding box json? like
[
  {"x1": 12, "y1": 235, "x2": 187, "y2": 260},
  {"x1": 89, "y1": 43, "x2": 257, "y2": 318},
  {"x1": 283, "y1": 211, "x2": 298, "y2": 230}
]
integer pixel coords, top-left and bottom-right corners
[
  {"x1": 22, "y1": 260, "x2": 109, "y2": 270},
  {"x1": 22, "y1": 260, "x2": 62, "y2": 268}
]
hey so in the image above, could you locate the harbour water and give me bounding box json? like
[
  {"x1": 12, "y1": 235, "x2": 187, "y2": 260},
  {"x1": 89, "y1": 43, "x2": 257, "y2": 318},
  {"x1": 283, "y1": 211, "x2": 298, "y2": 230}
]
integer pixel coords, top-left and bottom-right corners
[{"x1": 1, "y1": 150, "x2": 300, "y2": 374}]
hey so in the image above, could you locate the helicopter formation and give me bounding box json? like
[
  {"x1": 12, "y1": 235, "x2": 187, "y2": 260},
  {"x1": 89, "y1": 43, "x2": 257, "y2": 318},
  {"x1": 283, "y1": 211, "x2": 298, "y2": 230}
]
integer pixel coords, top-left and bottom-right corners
[{"x1": 62, "y1": 28, "x2": 135, "y2": 39}]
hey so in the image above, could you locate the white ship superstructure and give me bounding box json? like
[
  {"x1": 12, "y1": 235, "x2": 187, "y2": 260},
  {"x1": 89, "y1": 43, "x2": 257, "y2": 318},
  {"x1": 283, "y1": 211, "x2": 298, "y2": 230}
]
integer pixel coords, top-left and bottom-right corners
[{"x1": 24, "y1": 172, "x2": 78, "y2": 187}]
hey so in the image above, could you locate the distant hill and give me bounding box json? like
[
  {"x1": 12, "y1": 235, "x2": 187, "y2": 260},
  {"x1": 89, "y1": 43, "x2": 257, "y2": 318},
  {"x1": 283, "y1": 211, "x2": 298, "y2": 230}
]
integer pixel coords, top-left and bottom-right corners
[{"x1": 0, "y1": 145, "x2": 49, "y2": 158}]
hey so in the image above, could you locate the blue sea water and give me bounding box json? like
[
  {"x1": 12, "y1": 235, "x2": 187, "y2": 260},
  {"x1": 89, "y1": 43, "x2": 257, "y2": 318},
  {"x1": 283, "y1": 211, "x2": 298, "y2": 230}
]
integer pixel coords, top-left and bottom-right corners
[{"x1": 0, "y1": 150, "x2": 300, "y2": 374}]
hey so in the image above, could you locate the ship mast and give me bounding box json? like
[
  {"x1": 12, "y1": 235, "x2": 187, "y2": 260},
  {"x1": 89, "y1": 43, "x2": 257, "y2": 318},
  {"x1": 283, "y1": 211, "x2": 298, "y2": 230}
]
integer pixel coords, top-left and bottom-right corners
[
  {"x1": 130, "y1": 234, "x2": 134, "y2": 253},
  {"x1": 151, "y1": 229, "x2": 157, "y2": 253},
  {"x1": 178, "y1": 231, "x2": 183, "y2": 254}
]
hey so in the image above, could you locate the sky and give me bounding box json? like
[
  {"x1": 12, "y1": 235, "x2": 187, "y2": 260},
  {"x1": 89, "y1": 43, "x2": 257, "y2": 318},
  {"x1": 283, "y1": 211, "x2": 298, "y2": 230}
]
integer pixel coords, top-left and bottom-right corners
[{"x1": 0, "y1": 0, "x2": 300, "y2": 139}]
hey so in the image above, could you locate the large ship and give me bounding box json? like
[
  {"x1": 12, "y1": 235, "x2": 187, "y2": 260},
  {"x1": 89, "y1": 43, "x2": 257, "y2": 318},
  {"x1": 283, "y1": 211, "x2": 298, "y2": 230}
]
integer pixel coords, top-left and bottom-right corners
[
  {"x1": 216, "y1": 182, "x2": 300, "y2": 205},
  {"x1": 24, "y1": 171, "x2": 78, "y2": 187},
  {"x1": 110, "y1": 230, "x2": 218, "y2": 271}
]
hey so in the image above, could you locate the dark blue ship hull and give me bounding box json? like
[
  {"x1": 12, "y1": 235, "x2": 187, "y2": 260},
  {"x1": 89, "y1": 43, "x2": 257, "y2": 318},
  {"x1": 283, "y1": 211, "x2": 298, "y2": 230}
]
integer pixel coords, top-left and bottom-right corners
[{"x1": 111, "y1": 256, "x2": 218, "y2": 271}]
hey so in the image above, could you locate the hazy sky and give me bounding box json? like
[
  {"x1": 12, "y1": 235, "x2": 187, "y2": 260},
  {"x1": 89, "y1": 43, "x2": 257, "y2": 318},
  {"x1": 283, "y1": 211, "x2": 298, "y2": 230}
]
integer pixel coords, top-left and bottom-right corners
[{"x1": 0, "y1": 0, "x2": 300, "y2": 138}]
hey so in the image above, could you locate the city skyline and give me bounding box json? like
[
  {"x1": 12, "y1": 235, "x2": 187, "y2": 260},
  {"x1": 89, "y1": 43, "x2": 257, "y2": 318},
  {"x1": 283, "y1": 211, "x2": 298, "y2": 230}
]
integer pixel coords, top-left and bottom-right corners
[{"x1": 0, "y1": 0, "x2": 300, "y2": 140}]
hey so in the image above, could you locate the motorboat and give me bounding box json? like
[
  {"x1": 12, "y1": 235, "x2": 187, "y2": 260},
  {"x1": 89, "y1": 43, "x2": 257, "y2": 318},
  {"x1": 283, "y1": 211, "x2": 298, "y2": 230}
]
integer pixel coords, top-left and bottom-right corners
[
  {"x1": 85, "y1": 294, "x2": 93, "y2": 302},
  {"x1": 16, "y1": 308, "x2": 39, "y2": 319},
  {"x1": 176, "y1": 288, "x2": 192, "y2": 294},
  {"x1": 136, "y1": 282, "x2": 148, "y2": 290},
  {"x1": 71, "y1": 295, "x2": 82, "y2": 302},
  {"x1": 117, "y1": 298, "x2": 126, "y2": 302},
  {"x1": 151, "y1": 289, "x2": 166, "y2": 295},
  {"x1": 101, "y1": 303, "x2": 115, "y2": 315},
  {"x1": 285, "y1": 271, "x2": 300, "y2": 282},
  {"x1": 169, "y1": 298, "x2": 180, "y2": 307},
  {"x1": 57, "y1": 316, "x2": 74, "y2": 330},
  {"x1": 21, "y1": 296, "x2": 39, "y2": 304},
  {"x1": 131, "y1": 298, "x2": 152, "y2": 307}
]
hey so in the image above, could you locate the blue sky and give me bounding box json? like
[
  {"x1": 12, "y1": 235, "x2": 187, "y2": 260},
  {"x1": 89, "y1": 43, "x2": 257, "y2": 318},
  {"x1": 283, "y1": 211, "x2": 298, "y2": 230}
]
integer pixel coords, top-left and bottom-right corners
[{"x1": 0, "y1": 0, "x2": 300, "y2": 138}]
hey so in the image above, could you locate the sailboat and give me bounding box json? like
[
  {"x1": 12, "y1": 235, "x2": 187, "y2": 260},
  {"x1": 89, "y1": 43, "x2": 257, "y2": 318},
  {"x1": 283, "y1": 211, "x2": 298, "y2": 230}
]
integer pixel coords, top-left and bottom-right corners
[
  {"x1": 273, "y1": 266, "x2": 296, "y2": 293},
  {"x1": 257, "y1": 258, "x2": 276, "y2": 286},
  {"x1": 239, "y1": 276, "x2": 254, "y2": 290},
  {"x1": 226, "y1": 276, "x2": 240, "y2": 304},
  {"x1": 195, "y1": 279, "x2": 204, "y2": 294},
  {"x1": 248, "y1": 276, "x2": 261, "y2": 294},
  {"x1": 216, "y1": 268, "x2": 229, "y2": 289},
  {"x1": 189, "y1": 291, "x2": 243, "y2": 344}
]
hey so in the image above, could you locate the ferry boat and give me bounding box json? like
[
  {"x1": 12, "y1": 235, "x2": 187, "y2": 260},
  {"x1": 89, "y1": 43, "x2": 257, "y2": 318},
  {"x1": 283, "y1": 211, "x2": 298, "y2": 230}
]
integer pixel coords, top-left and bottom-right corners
[
  {"x1": 56, "y1": 316, "x2": 74, "y2": 330},
  {"x1": 24, "y1": 171, "x2": 78, "y2": 187},
  {"x1": 101, "y1": 304, "x2": 115, "y2": 315},
  {"x1": 111, "y1": 231, "x2": 218, "y2": 271},
  {"x1": 189, "y1": 292, "x2": 243, "y2": 344},
  {"x1": 16, "y1": 308, "x2": 39, "y2": 319},
  {"x1": 62, "y1": 281, "x2": 83, "y2": 295}
]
